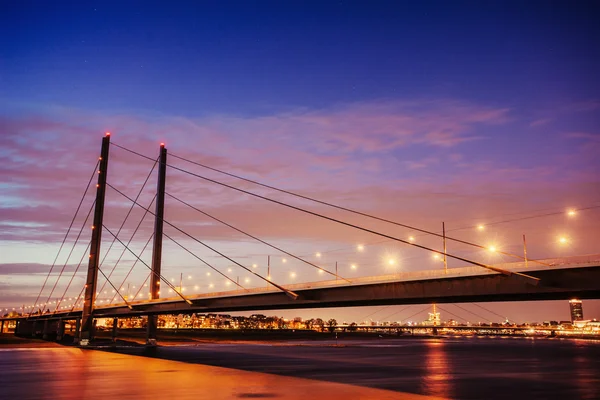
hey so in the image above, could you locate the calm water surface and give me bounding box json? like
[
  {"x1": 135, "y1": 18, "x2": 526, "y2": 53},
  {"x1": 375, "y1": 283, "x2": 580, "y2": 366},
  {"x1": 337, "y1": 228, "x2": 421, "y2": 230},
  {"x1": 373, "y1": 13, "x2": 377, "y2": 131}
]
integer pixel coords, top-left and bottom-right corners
[{"x1": 1, "y1": 336, "x2": 599, "y2": 399}]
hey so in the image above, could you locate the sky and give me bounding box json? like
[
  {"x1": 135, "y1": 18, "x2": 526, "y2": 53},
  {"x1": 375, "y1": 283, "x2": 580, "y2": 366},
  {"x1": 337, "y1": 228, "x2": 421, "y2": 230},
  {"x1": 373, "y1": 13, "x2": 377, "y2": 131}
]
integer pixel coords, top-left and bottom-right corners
[{"x1": 1, "y1": 1, "x2": 599, "y2": 324}]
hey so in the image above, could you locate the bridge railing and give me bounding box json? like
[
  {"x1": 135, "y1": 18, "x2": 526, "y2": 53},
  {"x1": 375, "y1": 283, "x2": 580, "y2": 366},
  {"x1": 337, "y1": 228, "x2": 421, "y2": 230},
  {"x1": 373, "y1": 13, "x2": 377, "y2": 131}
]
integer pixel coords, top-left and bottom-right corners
[
  {"x1": 17, "y1": 254, "x2": 598, "y2": 315},
  {"x1": 90, "y1": 254, "x2": 600, "y2": 311}
]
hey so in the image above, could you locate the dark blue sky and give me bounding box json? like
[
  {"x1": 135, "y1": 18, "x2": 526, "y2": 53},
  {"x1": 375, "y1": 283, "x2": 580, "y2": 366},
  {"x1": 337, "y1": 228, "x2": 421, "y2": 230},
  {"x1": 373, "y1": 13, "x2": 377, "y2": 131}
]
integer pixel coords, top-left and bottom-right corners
[{"x1": 2, "y1": 1, "x2": 599, "y2": 116}]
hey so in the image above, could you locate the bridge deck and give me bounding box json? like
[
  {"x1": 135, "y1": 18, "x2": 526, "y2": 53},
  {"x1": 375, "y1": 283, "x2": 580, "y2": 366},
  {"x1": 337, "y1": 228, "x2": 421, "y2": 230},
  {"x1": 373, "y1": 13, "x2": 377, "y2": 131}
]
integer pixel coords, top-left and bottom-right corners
[{"x1": 3, "y1": 254, "x2": 600, "y2": 321}]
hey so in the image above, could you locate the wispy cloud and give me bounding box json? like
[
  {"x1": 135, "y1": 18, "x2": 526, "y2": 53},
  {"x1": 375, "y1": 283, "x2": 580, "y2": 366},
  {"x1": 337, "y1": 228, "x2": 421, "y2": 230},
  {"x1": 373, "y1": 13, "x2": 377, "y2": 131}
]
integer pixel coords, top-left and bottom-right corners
[
  {"x1": 529, "y1": 118, "x2": 551, "y2": 127},
  {"x1": 1, "y1": 99, "x2": 598, "y2": 285}
]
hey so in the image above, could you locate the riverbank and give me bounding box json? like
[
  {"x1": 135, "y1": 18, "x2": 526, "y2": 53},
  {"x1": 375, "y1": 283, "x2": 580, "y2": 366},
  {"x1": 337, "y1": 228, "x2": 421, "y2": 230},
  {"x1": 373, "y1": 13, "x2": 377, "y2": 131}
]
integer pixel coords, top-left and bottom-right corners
[
  {"x1": 4, "y1": 328, "x2": 599, "y2": 348},
  {"x1": 2, "y1": 333, "x2": 599, "y2": 399},
  {"x1": 0, "y1": 333, "x2": 64, "y2": 348},
  {"x1": 0, "y1": 344, "x2": 438, "y2": 400}
]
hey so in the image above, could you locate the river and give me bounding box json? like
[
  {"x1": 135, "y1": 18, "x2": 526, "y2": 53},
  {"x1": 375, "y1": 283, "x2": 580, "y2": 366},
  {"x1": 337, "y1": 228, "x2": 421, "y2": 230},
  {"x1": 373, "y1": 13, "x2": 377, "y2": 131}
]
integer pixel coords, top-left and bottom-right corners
[{"x1": 1, "y1": 336, "x2": 599, "y2": 399}]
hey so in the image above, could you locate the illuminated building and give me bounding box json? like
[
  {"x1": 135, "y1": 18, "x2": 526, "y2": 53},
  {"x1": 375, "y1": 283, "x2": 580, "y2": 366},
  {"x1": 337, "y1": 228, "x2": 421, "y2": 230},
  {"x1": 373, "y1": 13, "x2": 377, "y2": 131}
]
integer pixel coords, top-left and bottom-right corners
[
  {"x1": 424, "y1": 304, "x2": 441, "y2": 326},
  {"x1": 569, "y1": 299, "x2": 584, "y2": 322}
]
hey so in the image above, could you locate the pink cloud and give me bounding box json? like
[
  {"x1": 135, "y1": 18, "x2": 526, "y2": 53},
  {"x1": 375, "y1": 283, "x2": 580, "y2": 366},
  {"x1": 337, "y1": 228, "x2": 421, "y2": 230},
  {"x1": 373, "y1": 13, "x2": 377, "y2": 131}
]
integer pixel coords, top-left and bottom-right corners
[
  {"x1": 1, "y1": 99, "x2": 598, "y2": 271},
  {"x1": 529, "y1": 118, "x2": 551, "y2": 127}
]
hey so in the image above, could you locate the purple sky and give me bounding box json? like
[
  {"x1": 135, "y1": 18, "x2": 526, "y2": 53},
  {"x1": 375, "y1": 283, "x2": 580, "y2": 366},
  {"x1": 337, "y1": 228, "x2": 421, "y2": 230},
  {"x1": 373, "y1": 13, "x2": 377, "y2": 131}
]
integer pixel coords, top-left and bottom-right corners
[{"x1": 1, "y1": 1, "x2": 599, "y2": 323}]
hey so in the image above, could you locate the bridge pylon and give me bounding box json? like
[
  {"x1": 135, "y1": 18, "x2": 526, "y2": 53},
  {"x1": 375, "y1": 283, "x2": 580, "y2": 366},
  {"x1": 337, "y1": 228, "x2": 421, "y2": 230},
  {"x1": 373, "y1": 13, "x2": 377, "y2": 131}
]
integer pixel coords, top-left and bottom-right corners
[
  {"x1": 146, "y1": 143, "x2": 167, "y2": 346},
  {"x1": 79, "y1": 133, "x2": 111, "y2": 345}
]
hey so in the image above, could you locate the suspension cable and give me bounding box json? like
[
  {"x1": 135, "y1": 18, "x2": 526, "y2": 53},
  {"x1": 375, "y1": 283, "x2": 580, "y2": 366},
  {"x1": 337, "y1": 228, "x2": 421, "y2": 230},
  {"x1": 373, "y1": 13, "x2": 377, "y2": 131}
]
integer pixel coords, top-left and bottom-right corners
[
  {"x1": 130, "y1": 274, "x2": 151, "y2": 303},
  {"x1": 377, "y1": 305, "x2": 412, "y2": 322},
  {"x1": 53, "y1": 240, "x2": 91, "y2": 313},
  {"x1": 97, "y1": 194, "x2": 157, "y2": 295},
  {"x1": 166, "y1": 192, "x2": 349, "y2": 282},
  {"x1": 359, "y1": 306, "x2": 391, "y2": 321},
  {"x1": 164, "y1": 232, "x2": 245, "y2": 290},
  {"x1": 451, "y1": 303, "x2": 492, "y2": 323},
  {"x1": 470, "y1": 302, "x2": 512, "y2": 322},
  {"x1": 450, "y1": 204, "x2": 600, "y2": 232},
  {"x1": 110, "y1": 144, "x2": 539, "y2": 281},
  {"x1": 29, "y1": 160, "x2": 99, "y2": 317},
  {"x1": 97, "y1": 266, "x2": 133, "y2": 309},
  {"x1": 160, "y1": 165, "x2": 538, "y2": 281},
  {"x1": 167, "y1": 151, "x2": 555, "y2": 264},
  {"x1": 97, "y1": 156, "x2": 158, "y2": 285},
  {"x1": 108, "y1": 232, "x2": 154, "y2": 304},
  {"x1": 102, "y1": 224, "x2": 193, "y2": 304},
  {"x1": 118, "y1": 143, "x2": 600, "y2": 267},
  {"x1": 436, "y1": 305, "x2": 469, "y2": 323},
  {"x1": 69, "y1": 285, "x2": 86, "y2": 312},
  {"x1": 42, "y1": 198, "x2": 96, "y2": 310},
  {"x1": 401, "y1": 305, "x2": 432, "y2": 323},
  {"x1": 106, "y1": 182, "x2": 299, "y2": 299}
]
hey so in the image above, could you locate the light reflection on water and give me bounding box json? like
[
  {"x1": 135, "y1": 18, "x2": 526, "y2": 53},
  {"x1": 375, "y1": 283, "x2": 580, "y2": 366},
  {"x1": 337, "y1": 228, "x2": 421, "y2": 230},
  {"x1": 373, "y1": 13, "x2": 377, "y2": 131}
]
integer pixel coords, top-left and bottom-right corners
[
  {"x1": 1, "y1": 337, "x2": 599, "y2": 400},
  {"x1": 0, "y1": 347, "x2": 431, "y2": 400},
  {"x1": 423, "y1": 340, "x2": 452, "y2": 398},
  {"x1": 574, "y1": 353, "x2": 596, "y2": 399}
]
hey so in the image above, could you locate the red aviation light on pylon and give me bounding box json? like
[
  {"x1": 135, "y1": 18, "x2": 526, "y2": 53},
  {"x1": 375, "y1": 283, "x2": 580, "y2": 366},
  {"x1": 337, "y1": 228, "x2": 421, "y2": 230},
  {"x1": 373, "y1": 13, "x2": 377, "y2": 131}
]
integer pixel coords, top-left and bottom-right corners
[
  {"x1": 160, "y1": 142, "x2": 165, "y2": 147},
  {"x1": 105, "y1": 132, "x2": 111, "y2": 137}
]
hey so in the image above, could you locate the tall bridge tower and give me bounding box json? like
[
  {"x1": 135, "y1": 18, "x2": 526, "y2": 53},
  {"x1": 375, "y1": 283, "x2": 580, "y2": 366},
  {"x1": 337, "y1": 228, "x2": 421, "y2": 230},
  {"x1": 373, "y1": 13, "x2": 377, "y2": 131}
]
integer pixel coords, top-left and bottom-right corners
[{"x1": 80, "y1": 133, "x2": 111, "y2": 345}]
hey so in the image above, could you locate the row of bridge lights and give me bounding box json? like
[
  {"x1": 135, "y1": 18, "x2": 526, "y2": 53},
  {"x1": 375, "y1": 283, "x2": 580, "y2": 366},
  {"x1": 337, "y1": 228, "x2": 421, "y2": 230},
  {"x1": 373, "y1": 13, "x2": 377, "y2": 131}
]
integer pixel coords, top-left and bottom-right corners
[
  {"x1": 310, "y1": 208, "x2": 578, "y2": 267},
  {"x1": 4, "y1": 209, "x2": 579, "y2": 313},
  {"x1": 93, "y1": 210, "x2": 577, "y2": 294},
  {"x1": 13, "y1": 296, "x2": 86, "y2": 313}
]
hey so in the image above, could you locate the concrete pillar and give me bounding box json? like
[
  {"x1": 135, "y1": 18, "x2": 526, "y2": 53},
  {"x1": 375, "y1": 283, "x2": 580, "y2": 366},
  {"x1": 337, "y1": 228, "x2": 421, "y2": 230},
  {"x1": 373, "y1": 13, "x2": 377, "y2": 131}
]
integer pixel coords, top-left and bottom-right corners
[
  {"x1": 112, "y1": 318, "x2": 118, "y2": 342},
  {"x1": 42, "y1": 320, "x2": 49, "y2": 340},
  {"x1": 73, "y1": 318, "x2": 81, "y2": 344},
  {"x1": 56, "y1": 319, "x2": 65, "y2": 341},
  {"x1": 1, "y1": 320, "x2": 4, "y2": 333},
  {"x1": 31, "y1": 320, "x2": 38, "y2": 337}
]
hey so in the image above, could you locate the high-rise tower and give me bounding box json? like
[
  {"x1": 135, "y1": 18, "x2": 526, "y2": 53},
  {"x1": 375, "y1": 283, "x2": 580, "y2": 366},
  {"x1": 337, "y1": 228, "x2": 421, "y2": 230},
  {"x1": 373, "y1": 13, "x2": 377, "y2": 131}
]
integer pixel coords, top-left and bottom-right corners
[{"x1": 569, "y1": 299, "x2": 584, "y2": 322}]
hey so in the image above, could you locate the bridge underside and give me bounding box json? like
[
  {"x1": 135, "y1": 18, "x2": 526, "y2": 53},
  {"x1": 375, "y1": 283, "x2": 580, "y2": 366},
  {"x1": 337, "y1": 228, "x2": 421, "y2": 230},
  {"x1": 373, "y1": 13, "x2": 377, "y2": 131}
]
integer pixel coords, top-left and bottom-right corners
[{"x1": 7, "y1": 264, "x2": 599, "y2": 322}]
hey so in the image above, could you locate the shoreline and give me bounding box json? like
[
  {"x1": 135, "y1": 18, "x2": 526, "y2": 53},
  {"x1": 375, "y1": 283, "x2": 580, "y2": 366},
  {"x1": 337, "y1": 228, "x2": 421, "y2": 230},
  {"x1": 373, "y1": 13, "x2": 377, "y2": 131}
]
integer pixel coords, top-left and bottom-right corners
[{"x1": 2, "y1": 329, "x2": 599, "y2": 349}]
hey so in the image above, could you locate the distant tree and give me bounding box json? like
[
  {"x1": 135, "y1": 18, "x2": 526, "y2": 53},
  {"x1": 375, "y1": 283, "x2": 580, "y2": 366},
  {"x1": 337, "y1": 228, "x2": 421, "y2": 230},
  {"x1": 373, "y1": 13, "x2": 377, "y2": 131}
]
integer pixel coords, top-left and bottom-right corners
[
  {"x1": 304, "y1": 318, "x2": 315, "y2": 330},
  {"x1": 348, "y1": 322, "x2": 358, "y2": 332},
  {"x1": 239, "y1": 318, "x2": 252, "y2": 330},
  {"x1": 327, "y1": 319, "x2": 338, "y2": 333},
  {"x1": 277, "y1": 317, "x2": 287, "y2": 329},
  {"x1": 314, "y1": 318, "x2": 325, "y2": 332},
  {"x1": 265, "y1": 316, "x2": 278, "y2": 329}
]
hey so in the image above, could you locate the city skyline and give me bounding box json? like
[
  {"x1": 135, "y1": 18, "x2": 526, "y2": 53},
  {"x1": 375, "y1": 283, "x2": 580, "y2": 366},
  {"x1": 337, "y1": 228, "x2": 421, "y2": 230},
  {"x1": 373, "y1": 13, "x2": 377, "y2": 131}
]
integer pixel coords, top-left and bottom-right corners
[{"x1": 1, "y1": 1, "x2": 599, "y2": 322}]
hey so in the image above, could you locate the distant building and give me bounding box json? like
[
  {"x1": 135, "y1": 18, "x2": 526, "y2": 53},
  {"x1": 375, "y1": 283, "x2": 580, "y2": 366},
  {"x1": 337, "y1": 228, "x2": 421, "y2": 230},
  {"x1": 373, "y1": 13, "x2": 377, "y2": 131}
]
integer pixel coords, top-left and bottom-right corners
[
  {"x1": 424, "y1": 304, "x2": 441, "y2": 326},
  {"x1": 569, "y1": 299, "x2": 584, "y2": 322}
]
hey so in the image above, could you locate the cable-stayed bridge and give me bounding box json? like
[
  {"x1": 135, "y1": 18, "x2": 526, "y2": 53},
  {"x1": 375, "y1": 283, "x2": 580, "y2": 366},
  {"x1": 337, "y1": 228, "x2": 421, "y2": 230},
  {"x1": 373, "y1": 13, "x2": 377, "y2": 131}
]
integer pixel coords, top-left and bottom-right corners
[{"x1": 1, "y1": 133, "x2": 599, "y2": 345}]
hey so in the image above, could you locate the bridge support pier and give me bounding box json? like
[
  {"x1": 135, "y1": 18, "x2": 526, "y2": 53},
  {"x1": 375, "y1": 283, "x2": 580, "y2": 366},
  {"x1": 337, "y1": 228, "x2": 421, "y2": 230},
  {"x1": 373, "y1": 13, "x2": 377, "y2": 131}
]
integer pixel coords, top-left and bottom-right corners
[
  {"x1": 73, "y1": 318, "x2": 81, "y2": 344},
  {"x1": 146, "y1": 315, "x2": 158, "y2": 346},
  {"x1": 1, "y1": 320, "x2": 4, "y2": 333},
  {"x1": 31, "y1": 321, "x2": 38, "y2": 337},
  {"x1": 112, "y1": 318, "x2": 118, "y2": 342},
  {"x1": 42, "y1": 320, "x2": 49, "y2": 340},
  {"x1": 56, "y1": 320, "x2": 65, "y2": 341},
  {"x1": 14, "y1": 320, "x2": 30, "y2": 336}
]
